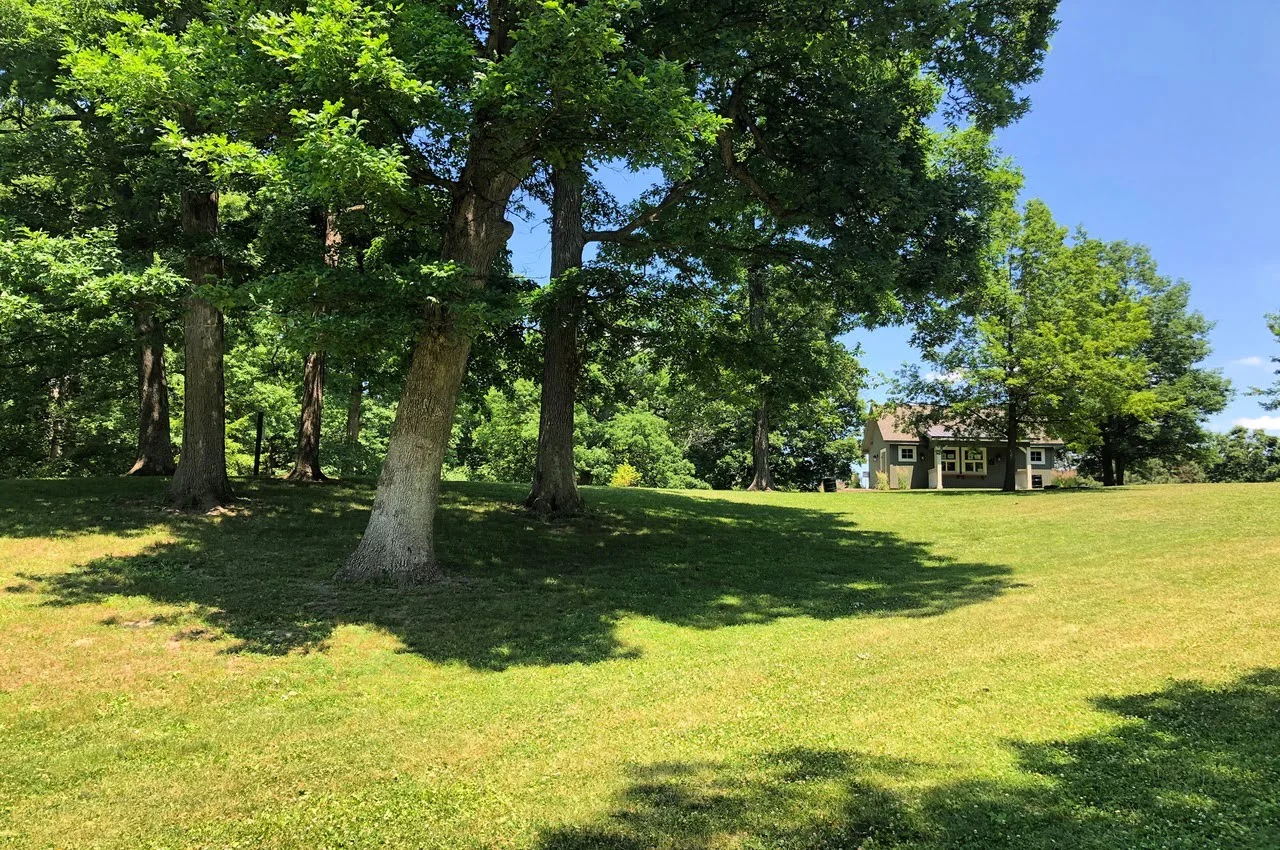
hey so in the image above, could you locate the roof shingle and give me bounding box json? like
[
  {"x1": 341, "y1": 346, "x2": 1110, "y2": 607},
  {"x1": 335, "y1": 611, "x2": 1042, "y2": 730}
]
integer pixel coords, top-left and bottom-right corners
[{"x1": 869, "y1": 405, "x2": 1064, "y2": 445}]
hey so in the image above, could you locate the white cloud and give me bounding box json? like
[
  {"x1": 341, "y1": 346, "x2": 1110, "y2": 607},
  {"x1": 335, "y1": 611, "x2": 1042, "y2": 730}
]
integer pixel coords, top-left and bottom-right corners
[
  {"x1": 1232, "y1": 356, "x2": 1267, "y2": 368},
  {"x1": 925, "y1": 370, "x2": 964, "y2": 384},
  {"x1": 1234, "y1": 415, "x2": 1280, "y2": 433}
]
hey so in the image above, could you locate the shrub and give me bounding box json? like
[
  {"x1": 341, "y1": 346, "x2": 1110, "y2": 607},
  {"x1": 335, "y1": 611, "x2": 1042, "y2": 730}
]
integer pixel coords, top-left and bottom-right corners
[
  {"x1": 874, "y1": 470, "x2": 890, "y2": 491},
  {"x1": 599, "y1": 409, "x2": 704, "y2": 488},
  {"x1": 1128, "y1": 459, "x2": 1208, "y2": 485},
  {"x1": 610, "y1": 463, "x2": 641, "y2": 487},
  {"x1": 1056, "y1": 473, "x2": 1099, "y2": 490}
]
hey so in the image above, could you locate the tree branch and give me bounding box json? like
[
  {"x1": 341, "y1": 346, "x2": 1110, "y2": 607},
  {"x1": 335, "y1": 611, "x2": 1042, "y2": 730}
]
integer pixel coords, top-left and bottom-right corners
[
  {"x1": 717, "y1": 79, "x2": 799, "y2": 221},
  {"x1": 586, "y1": 180, "x2": 692, "y2": 243},
  {"x1": 0, "y1": 338, "x2": 128, "y2": 369},
  {"x1": 401, "y1": 138, "x2": 459, "y2": 192},
  {"x1": 597, "y1": 232, "x2": 795, "y2": 263}
]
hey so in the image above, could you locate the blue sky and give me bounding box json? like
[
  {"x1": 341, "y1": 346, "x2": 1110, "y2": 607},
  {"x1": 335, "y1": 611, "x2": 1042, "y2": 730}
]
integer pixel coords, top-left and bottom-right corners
[{"x1": 508, "y1": 0, "x2": 1280, "y2": 433}]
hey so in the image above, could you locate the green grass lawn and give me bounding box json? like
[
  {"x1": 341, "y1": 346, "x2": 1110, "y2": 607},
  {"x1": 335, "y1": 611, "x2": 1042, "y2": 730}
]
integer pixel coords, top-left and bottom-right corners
[{"x1": 1, "y1": 479, "x2": 1278, "y2": 849}]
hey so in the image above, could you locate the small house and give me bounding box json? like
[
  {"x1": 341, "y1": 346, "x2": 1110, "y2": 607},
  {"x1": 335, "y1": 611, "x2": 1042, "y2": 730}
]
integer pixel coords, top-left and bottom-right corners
[{"x1": 863, "y1": 406, "x2": 1064, "y2": 490}]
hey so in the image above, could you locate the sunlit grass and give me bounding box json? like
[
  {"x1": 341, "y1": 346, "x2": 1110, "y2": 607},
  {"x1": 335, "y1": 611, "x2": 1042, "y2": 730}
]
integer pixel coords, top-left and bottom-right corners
[{"x1": 1, "y1": 479, "x2": 1278, "y2": 848}]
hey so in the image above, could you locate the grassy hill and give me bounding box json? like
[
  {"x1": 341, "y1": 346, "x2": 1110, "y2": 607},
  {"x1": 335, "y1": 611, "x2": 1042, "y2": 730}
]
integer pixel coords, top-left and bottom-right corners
[{"x1": 2, "y1": 479, "x2": 1278, "y2": 848}]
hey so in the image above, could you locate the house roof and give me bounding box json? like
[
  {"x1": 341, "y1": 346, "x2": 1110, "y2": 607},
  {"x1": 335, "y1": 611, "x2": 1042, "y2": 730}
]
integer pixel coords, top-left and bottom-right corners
[
  {"x1": 868, "y1": 405, "x2": 1064, "y2": 446},
  {"x1": 872, "y1": 407, "x2": 927, "y2": 442}
]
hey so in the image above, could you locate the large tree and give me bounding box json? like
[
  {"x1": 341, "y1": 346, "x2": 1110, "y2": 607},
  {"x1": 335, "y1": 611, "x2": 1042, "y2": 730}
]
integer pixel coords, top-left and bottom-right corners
[
  {"x1": 1082, "y1": 245, "x2": 1231, "y2": 485},
  {"x1": 639, "y1": 219, "x2": 863, "y2": 491},
  {"x1": 284, "y1": 213, "x2": 344, "y2": 483},
  {"x1": 895, "y1": 200, "x2": 1154, "y2": 491},
  {"x1": 326, "y1": 0, "x2": 722, "y2": 578},
  {"x1": 0, "y1": 0, "x2": 188, "y2": 476},
  {"x1": 525, "y1": 166, "x2": 590, "y2": 513},
  {"x1": 60, "y1": 6, "x2": 257, "y2": 507},
  {"x1": 524, "y1": 0, "x2": 1058, "y2": 509},
  {"x1": 520, "y1": 21, "x2": 721, "y2": 515}
]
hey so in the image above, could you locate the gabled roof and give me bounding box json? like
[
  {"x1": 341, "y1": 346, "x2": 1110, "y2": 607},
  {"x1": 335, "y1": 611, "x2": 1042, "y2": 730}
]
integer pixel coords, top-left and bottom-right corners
[
  {"x1": 871, "y1": 406, "x2": 927, "y2": 442},
  {"x1": 867, "y1": 405, "x2": 1064, "y2": 446}
]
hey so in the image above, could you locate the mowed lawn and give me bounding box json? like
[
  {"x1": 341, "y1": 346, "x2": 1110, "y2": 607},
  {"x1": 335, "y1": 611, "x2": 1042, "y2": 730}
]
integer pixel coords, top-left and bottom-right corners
[{"x1": 1, "y1": 480, "x2": 1278, "y2": 849}]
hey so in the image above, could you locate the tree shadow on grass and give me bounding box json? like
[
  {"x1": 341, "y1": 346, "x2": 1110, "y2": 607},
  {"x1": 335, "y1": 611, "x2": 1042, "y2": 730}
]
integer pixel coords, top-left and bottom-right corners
[
  {"x1": 0, "y1": 477, "x2": 177, "y2": 538},
  {"x1": 539, "y1": 748, "x2": 927, "y2": 850},
  {"x1": 538, "y1": 670, "x2": 1280, "y2": 849},
  {"x1": 25, "y1": 480, "x2": 1012, "y2": 669}
]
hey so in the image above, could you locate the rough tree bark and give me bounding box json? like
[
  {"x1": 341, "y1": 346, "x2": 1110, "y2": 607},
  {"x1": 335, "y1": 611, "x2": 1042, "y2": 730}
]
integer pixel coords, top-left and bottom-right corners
[
  {"x1": 342, "y1": 379, "x2": 363, "y2": 477},
  {"x1": 285, "y1": 350, "x2": 327, "y2": 482},
  {"x1": 126, "y1": 310, "x2": 177, "y2": 476},
  {"x1": 337, "y1": 138, "x2": 523, "y2": 583},
  {"x1": 165, "y1": 190, "x2": 232, "y2": 510},
  {"x1": 745, "y1": 268, "x2": 775, "y2": 491},
  {"x1": 526, "y1": 162, "x2": 586, "y2": 515},
  {"x1": 747, "y1": 400, "x2": 775, "y2": 491},
  {"x1": 287, "y1": 212, "x2": 341, "y2": 482}
]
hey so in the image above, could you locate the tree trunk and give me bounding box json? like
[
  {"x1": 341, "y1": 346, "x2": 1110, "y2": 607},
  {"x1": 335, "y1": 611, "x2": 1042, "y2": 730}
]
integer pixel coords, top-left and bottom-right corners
[
  {"x1": 47, "y1": 378, "x2": 64, "y2": 463},
  {"x1": 166, "y1": 190, "x2": 232, "y2": 510},
  {"x1": 1114, "y1": 456, "x2": 1126, "y2": 486},
  {"x1": 336, "y1": 330, "x2": 471, "y2": 583},
  {"x1": 127, "y1": 310, "x2": 177, "y2": 476},
  {"x1": 746, "y1": 399, "x2": 775, "y2": 491},
  {"x1": 744, "y1": 268, "x2": 775, "y2": 491},
  {"x1": 338, "y1": 140, "x2": 522, "y2": 583},
  {"x1": 286, "y1": 212, "x2": 341, "y2": 482},
  {"x1": 526, "y1": 162, "x2": 586, "y2": 516},
  {"x1": 1002, "y1": 405, "x2": 1019, "y2": 492},
  {"x1": 285, "y1": 350, "x2": 327, "y2": 482},
  {"x1": 342, "y1": 379, "x2": 363, "y2": 477},
  {"x1": 1100, "y1": 429, "x2": 1117, "y2": 487}
]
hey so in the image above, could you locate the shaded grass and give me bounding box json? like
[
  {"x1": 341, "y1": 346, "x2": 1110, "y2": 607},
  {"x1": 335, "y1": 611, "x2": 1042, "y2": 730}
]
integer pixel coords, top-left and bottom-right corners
[
  {"x1": 22, "y1": 480, "x2": 1010, "y2": 668},
  {"x1": 1, "y1": 479, "x2": 1278, "y2": 848},
  {"x1": 541, "y1": 671, "x2": 1280, "y2": 849}
]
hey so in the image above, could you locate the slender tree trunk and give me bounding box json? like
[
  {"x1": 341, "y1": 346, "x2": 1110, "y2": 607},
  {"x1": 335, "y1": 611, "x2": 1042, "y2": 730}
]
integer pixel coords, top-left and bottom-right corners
[
  {"x1": 338, "y1": 141, "x2": 523, "y2": 583},
  {"x1": 342, "y1": 379, "x2": 363, "y2": 477},
  {"x1": 287, "y1": 212, "x2": 341, "y2": 482},
  {"x1": 47, "y1": 378, "x2": 64, "y2": 463},
  {"x1": 747, "y1": 399, "x2": 775, "y2": 491},
  {"x1": 526, "y1": 162, "x2": 586, "y2": 515},
  {"x1": 744, "y1": 268, "x2": 775, "y2": 491},
  {"x1": 127, "y1": 310, "x2": 177, "y2": 475},
  {"x1": 285, "y1": 350, "x2": 327, "y2": 482},
  {"x1": 166, "y1": 190, "x2": 232, "y2": 510},
  {"x1": 1002, "y1": 405, "x2": 1019, "y2": 492},
  {"x1": 1100, "y1": 426, "x2": 1117, "y2": 487},
  {"x1": 1115, "y1": 457, "x2": 1126, "y2": 486}
]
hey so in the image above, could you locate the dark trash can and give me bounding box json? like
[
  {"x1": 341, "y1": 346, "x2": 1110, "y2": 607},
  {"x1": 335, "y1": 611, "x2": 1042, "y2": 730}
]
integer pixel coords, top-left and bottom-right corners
[{"x1": 821, "y1": 477, "x2": 837, "y2": 493}]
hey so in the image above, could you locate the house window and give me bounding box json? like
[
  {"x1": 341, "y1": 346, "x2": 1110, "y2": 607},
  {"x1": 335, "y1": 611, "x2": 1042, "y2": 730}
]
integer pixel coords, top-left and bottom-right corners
[
  {"x1": 962, "y1": 448, "x2": 987, "y2": 475},
  {"x1": 898, "y1": 445, "x2": 916, "y2": 462},
  {"x1": 940, "y1": 448, "x2": 958, "y2": 474},
  {"x1": 1029, "y1": 448, "x2": 1045, "y2": 465}
]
